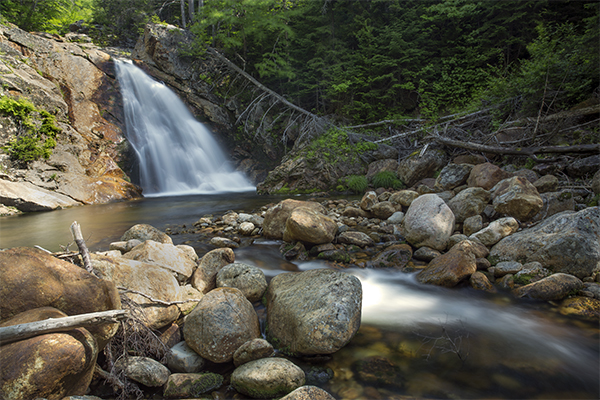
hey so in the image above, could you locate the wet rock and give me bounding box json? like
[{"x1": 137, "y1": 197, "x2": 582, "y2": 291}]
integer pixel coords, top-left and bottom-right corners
[
  {"x1": 397, "y1": 148, "x2": 447, "y2": 187},
  {"x1": 402, "y1": 193, "x2": 455, "y2": 251},
  {"x1": 216, "y1": 262, "x2": 267, "y2": 303},
  {"x1": 266, "y1": 269, "x2": 362, "y2": 355},
  {"x1": 558, "y1": 296, "x2": 600, "y2": 320},
  {"x1": 121, "y1": 223, "x2": 173, "y2": 244},
  {"x1": 447, "y1": 187, "x2": 491, "y2": 223},
  {"x1": 371, "y1": 201, "x2": 395, "y2": 219},
  {"x1": 233, "y1": 338, "x2": 275, "y2": 367},
  {"x1": 447, "y1": 234, "x2": 469, "y2": 250},
  {"x1": 489, "y1": 208, "x2": 600, "y2": 279},
  {"x1": 0, "y1": 247, "x2": 120, "y2": 349},
  {"x1": 338, "y1": 231, "x2": 375, "y2": 248},
  {"x1": 317, "y1": 249, "x2": 351, "y2": 263},
  {"x1": 389, "y1": 189, "x2": 419, "y2": 207},
  {"x1": 512, "y1": 273, "x2": 584, "y2": 301},
  {"x1": 413, "y1": 246, "x2": 441, "y2": 262},
  {"x1": 360, "y1": 191, "x2": 379, "y2": 211},
  {"x1": 469, "y1": 217, "x2": 519, "y2": 246},
  {"x1": 342, "y1": 206, "x2": 371, "y2": 218},
  {"x1": 191, "y1": 247, "x2": 235, "y2": 294},
  {"x1": 566, "y1": 155, "x2": 600, "y2": 178},
  {"x1": 531, "y1": 190, "x2": 575, "y2": 222},
  {"x1": 231, "y1": 358, "x2": 305, "y2": 399},
  {"x1": 533, "y1": 174, "x2": 559, "y2": 193},
  {"x1": 183, "y1": 287, "x2": 260, "y2": 363},
  {"x1": 122, "y1": 240, "x2": 197, "y2": 283},
  {"x1": 470, "y1": 271, "x2": 497, "y2": 293},
  {"x1": 210, "y1": 236, "x2": 240, "y2": 248},
  {"x1": 0, "y1": 179, "x2": 82, "y2": 211},
  {"x1": 467, "y1": 162, "x2": 513, "y2": 190},
  {"x1": 490, "y1": 261, "x2": 523, "y2": 278},
  {"x1": 263, "y1": 199, "x2": 327, "y2": 239},
  {"x1": 239, "y1": 221, "x2": 255, "y2": 235},
  {"x1": 114, "y1": 356, "x2": 170, "y2": 387},
  {"x1": 280, "y1": 385, "x2": 336, "y2": 400},
  {"x1": 167, "y1": 341, "x2": 206, "y2": 373},
  {"x1": 463, "y1": 215, "x2": 483, "y2": 236},
  {"x1": 352, "y1": 356, "x2": 403, "y2": 388},
  {"x1": 416, "y1": 241, "x2": 477, "y2": 288},
  {"x1": 163, "y1": 372, "x2": 223, "y2": 398},
  {"x1": 492, "y1": 176, "x2": 544, "y2": 222},
  {"x1": 282, "y1": 241, "x2": 308, "y2": 261},
  {"x1": 434, "y1": 163, "x2": 473, "y2": 191},
  {"x1": 368, "y1": 244, "x2": 413, "y2": 269},
  {"x1": 283, "y1": 207, "x2": 338, "y2": 245}
]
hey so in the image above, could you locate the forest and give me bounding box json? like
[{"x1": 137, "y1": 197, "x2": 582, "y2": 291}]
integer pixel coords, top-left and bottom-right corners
[{"x1": 1, "y1": 0, "x2": 598, "y2": 127}]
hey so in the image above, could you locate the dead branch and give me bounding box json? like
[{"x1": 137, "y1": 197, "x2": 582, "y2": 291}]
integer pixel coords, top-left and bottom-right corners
[
  {"x1": 118, "y1": 286, "x2": 202, "y2": 306},
  {"x1": 70, "y1": 221, "x2": 94, "y2": 275}
]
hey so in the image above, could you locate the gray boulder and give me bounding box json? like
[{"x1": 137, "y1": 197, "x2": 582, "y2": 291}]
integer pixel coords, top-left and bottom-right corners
[
  {"x1": 469, "y1": 217, "x2": 518, "y2": 246},
  {"x1": 216, "y1": 263, "x2": 267, "y2": 303},
  {"x1": 167, "y1": 341, "x2": 206, "y2": 373},
  {"x1": 402, "y1": 194, "x2": 455, "y2": 251},
  {"x1": 447, "y1": 187, "x2": 491, "y2": 223},
  {"x1": 492, "y1": 176, "x2": 543, "y2": 222},
  {"x1": 283, "y1": 207, "x2": 337, "y2": 245},
  {"x1": 397, "y1": 148, "x2": 447, "y2": 187},
  {"x1": 191, "y1": 247, "x2": 235, "y2": 294},
  {"x1": 231, "y1": 358, "x2": 305, "y2": 399},
  {"x1": 434, "y1": 163, "x2": 473, "y2": 191},
  {"x1": 122, "y1": 240, "x2": 197, "y2": 283},
  {"x1": 512, "y1": 273, "x2": 583, "y2": 301}
]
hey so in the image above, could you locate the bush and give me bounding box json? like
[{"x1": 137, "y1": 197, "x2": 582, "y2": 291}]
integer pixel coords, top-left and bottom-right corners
[
  {"x1": 346, "y1": 175, "x2": 368, "y2": 193},
  {"x1": 371, "y1": 171, "x2": 404, "y2": 190}
]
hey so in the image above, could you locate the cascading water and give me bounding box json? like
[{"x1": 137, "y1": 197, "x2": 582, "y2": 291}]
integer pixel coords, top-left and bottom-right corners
[{"x1": 115, "y1": 60, "x2": 255, "y2": 196}]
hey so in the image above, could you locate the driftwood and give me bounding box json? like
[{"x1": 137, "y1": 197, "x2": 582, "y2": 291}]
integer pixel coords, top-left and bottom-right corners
[
  {"x1": 0, "y1": 309, "x2": 129, "y2": 345},
  {"x1": 70, "y1": 221, "x2": 94, "y2": 275}
]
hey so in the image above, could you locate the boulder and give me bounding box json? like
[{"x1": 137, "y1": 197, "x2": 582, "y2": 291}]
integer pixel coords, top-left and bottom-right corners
[
  {"x1": 413, "y1": 246, "x2": 441, "y2": 262},
  {"x1": 183, "y1": 287, "x2": 260, "y2": 363},
  {"x1": 558, "y1": 297, "x2": 600, "y2": 320},
  {"x1": 402, "y1": 194, "x2": 455, "y2": 251},
  {"x1": 366, "y1": 159, "x2": 398, "y2": 180},
  {"x1": 266, "y1": 269, "x2": 362, "y2": 355},
  {"x1": 371, "y1": 201, "x2": 395, "y2": 219},
  {"x1": 280, "y1": 386, "x2": 336, "y2": 400},
  {"x1": 513, "y1": 262, "x2": 551, "y2": 285},
  {"x1": 565, "y1": 155, "x2": 599, "y2": 177},
  {"x1": 167, "y1": 341, "x2": 206, "y2": 373},
  {"x1": 592, "y1": 169, "x2": 600, "y2": 195},
  {"x1": 490, "y1": 261, "x2": 523, "y2": 278},
  {"x1": 233, "y1": 338, "x2": 275, "y2": 367},
  {"x1": 463, "y1": 215, "x2": 483, "y2": 237},
  {"x1": 337, "y1": 231, "x2": 375, "y2": 248},
  {"x1": 216, "y1": 262, "x2": 267, "y2": 303},
  {"x1": 0, "y1": 179, "x2": 82, "y2": 212},
  {"x1": 0, "y1": 247, "x2": 121, "y2": 349},
  {"x1": 114, "y1": 356, "x2": 170, "y2": 387},
  {"x1": 447, "y1": 187, "x2": 491, "y2": 223},
  {"x1": 231, "y1": 358, "x2": 305, "y2": 399},
  {"x1": 489, "y1": 208, "x2": 600, "y2": 279},
  {"x1": 121, "y1": 224, "x2": 173, "y2": 244},
  {"x1": 360, "y1": 191, "x2": 378, "y2": 211},
  {"x1": 283, "y1": 207, "x2": 338, "y2": 245},
  {"x1": 469, "y1": 217, "x2": 519, "y2": 246},
  {"x1": 533, "y1": 174, "x2": 559, "y2": 193},
  {"x1": 416, "y1": 241, "x2": 478, "y2": 287},
  {"x1": 387, "y1": 211, "x2": 405, "y2": 224},
  {"x1": 263, "y1": 199, "x2": 327, "y2": 239},
  {"x1": 389, "y1": 189, "x2": 419, "y2": 207},
  {"x1": 163, "y1": 373, "x2": 224, "y2": 398},
  {"x1": 512, "y1": 273, "x2": 584, "y2": 301},
  {"x1": 492, "y1": 176, "x2": 543, "y2": 221},
  {"x1": 531, "y1": 190, "x2": 575, "y2": 222},
  {"x1": 434, "y1": 163, "x2": 473, "y2": 191},
  {"x1": 469, "y1": 271, "x2": 497, "y2": 293},
  {"x1": 122, "y1": 240, "x2": 197, "y2": 283},
  {"x1": 467, "y1": 162, "x2": 512, "y2": 190},
  {"x1": 91, "y1": 254, "x2": 180, "y2": 329},
  {"x1": 177, "y1": 284, "x2": 204, "y2": 315},
  {"x1": 397, "y1": 149, "x2": 447, "y2": 187},
  {"x1": 367, "y1": 244, "x2": 413, "y2": 269},
  {"x1": 239, "y1": 221, "x2": 256, "y2": 235},
  {"x1": 210, "y1": 237, "x2": 240, "y2": 248},
  {"x1": 191, "y1": 247, "x2": 235, "y2": 294},
  {"x1": 109, "y1": 239, "x2": 142, "y2": 253}
]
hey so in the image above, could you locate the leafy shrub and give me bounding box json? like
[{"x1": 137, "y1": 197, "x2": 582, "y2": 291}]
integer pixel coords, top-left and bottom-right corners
[
  {"x1": 346, "y1": 175, "x2": 368, "y2": 193},
  {"x1": 371, "y1": 171, "x2": 404, "y2": 190}
]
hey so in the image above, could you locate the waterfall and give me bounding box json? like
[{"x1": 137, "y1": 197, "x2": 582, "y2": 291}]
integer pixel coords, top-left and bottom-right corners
[{"x1": 115, "y1": 60, "x2": 255, "y2": 196}]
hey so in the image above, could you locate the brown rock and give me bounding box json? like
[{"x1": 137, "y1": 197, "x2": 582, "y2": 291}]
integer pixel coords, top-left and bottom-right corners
[
  {"x1": 453, "y1": 154, "x2": 486, "y2": 165},
  {"x1": 283, "y1": 207, "x2": 338, "y2": 245},
  {"x1": 417, "y1": 243, "x2": 478, "y2": 287},
  {"x1": 512, "y1": 273, "x2": 583, "y2": 301},
  {"x1": 470, "y1": 271, "x2": 497, "y2": 293},
  {"x1": 558, "y1": 296, "x2": 600, "y2": 320},
  {"x1": 389, "y1": 190, "x2": 419, "y2": 207},
  {"x1": 123, "y1": 240, "x2": 197, "y2": 283},
  {"x1": 467, "y1": 163, "x2": 512, "y2": 190},
  {"x1": 371, "y1": 201, "x2": 395, "y2": 219},
  {"x1": 191, "y1": 247, "x2": 235, "y2": 294},
  {"x1": 492, "y1": 176, "x2": 544, "y2": 221},
  {"x1": 533, "y1": 174, "x2": 559, "y2": 193},
  {"x1": 233, "y1": 338, "x2": 274, "y2": 367},
  {"x1": 263, "y1": 199, "x2": 327, "y2": 239},
  {"x1": 121, "y1": 223, "x2": 173, "y2": 244}
]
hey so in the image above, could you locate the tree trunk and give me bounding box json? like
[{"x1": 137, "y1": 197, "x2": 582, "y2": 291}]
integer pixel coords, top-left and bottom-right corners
[
  {"x1": 189, "y1": 0, "x2": 194, "y2": 20},
  {"x1": 180, "y1": 0, "x2": 186, "y2": 28}
]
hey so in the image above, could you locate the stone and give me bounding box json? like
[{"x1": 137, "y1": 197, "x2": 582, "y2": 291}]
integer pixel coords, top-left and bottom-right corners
[
  {"x1": 239, "y1": 221, "x2": 256, "y2": 235},
  {"x1": 513, "y1": 262, "x2": 551, "y2": 285},
  {"x1": 263, "y1": 199, "x2": 327, "y2": 239},
  {"x1": 191, "y1": 247, "x2": 236, "y2": 294},
  {"x1": 566, "y1": 155, "x2": 600, "y2": 177},
  {"x1": 514, "y1": 168, "x2": 539, "y2": 183},
  {"x1": 342, "y1": 206, "x2": 371, "y2": 218},
  {"x1": 463, "y1": 215, "x2": 483, "y2": 236},
  {"x1": 434, "y1": 163, "x2": 473, "y2": 191},
  {"x1": 416, "y1": 241, "x2": 478, "y2": 288},
  {"x1": 183, "y1": 287, "x2": 260, "y2": 363},
  {"x1": 0, "y1": 247, "x2": 121, "y2": 349},
  {"x1": 0, "y1": 179, "x2": 82, "y2": 211},
  {"x1": 387, "y1": 211, "x2": 405, "y2": 224},
  {"x1": 489, "y1": 208, "x2": 600, "y2": 279},
  {"x1": 167, "y1": 341, "x2": 206, "y2": 373},
  {"x1": 389, "y1": 189, "x2": 419, "y2": 207},
  {"x1": 177, "y1": 284, "x2": 203, "y2": 315},
  {"x1": 360, "y1": 191, "x2": 378, "y2": 211},
  {"x1": 402, "y1": 193, "x2": 455, "y2": 251},
  {"x1": 163, "y1": 373, "x2": 224, "y2": 398},
  {"x1": 266, "y1": 269, "x2": 362, "y2": 355},
  {"x1": 121, "y1": 223, "x2": 173, "y2": 244},
  {"x1": 531, "y1": 190, "x2": 575, "y2": 222},
  {"x1": 371, "y1": 201, "x2": 395, "y2": 219},
  {"x1": 453, "y1": 239, "x2": 490, "y2": 259},
  {"x1": 367, "y1": 244, "x2": 413, "y2": 269},
  {"x1": 446, "y1": 233, "x2": 469, "y2": 250},
  {"x1": 109, "y1": 239, "x2": 142, "y2": 253},
  {"x1": 492, "y1": 176, "x2": 544, "y2": 221},
  {"x1": 558, "y1": 297, "x2": 600, "y2": 320},
  {"x1": 233, "y1": 338, "x2": 275, "y2": 367},
  {"x1": 490, "y1": 261, "x2": 523, "y2": 278},
  {"x1": 231, "y1": 358, "x2": 305, "y2": 399},
  {"x1": 352, "y1": 356, "x2": 403, "y2": 388},
  {"x1": 280, "y1": 385, "x2": 336, "y2": 400},
  {"x1": 512, "y1": 273, "x2": 584, "y2": 301},
  {"x1": 413, "y1": 246, "x2": 441, "y2": 262},
  {"x1": 216, "y1": 262, "x2": 267, "y2": 303},
  {"x1": 337, "y1": 231, "x2": 375, "y2": 248},
  {"x1": 114, "y1": 356, "x2": 170, "y2": 387},
  {"x1": 470, "y1": 271, "x2": 497, "y2": 293},
  {"x1": 210, "y1": 236, "x2": 240, "y2": 248},
  {"x1": 317, "y1": 249, "x2": 351, "y2": 263},
  {"x1": 366, "y1": 159, "x2": 399, "y2": 180},
  {"x1": 467, "y1": 162, "x2": 513, "y2": 190},
  {"x1": 122, "y1": 240, "x2": 197, "y2": 283},
  {"x1": 447, "y1": 187, "x2": 491, "y2": 223},
  {"x1": 397, "y1": 149, "x2": 447, "y2": 187},
  {"x1": 592, "y1": 169, "x2": 600, "y2": 195},
  {"x1": 470, "y1": 217, "x2": 519, "y2": 247},
  {"x1": 476, "y1": 257, "x2": 491, "y2": 270},
  {"x1": 91, "y1": 254, "x2": 180, "y2": 330},
  {"x1": 453, "y1": 154, "x2": 486, "y2": 165},
  {"x1": 533, "y1": 174, "x2": 559, "y2": 193},
  {"x1": 283, "y1": 207, "x2": 338, "y2": 245}
]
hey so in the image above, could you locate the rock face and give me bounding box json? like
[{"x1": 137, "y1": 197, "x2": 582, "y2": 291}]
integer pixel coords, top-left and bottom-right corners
[
  {"x1": 263, "y1": 199, "x2": 327, "y2": 239},
  {"x1": 489, "y1": 208, "x2": 600, "y2": 279},
  {"x1": 231, "y1": 358, "x2": 306, "y2": 399},
  {"x1": 402, "y1": 194, "x2": 455, "y2": 251},
  {"x1": 183, "y1": 287, "x2": 260, "y2": 363},
  {"x1": 492, "y1": 176, "x2": 543, "y2": 221},
  {"x1": 122, "y1": 240, "x2": 197, "y2": 283},
  {"x1": 283, "y1": 207, "x2": 338, "y2": 245},
  {"x1": 0, "y1": 179, "x2": 82, "y2": 211},
  {"x1": 266, "y1": 269, "x2": 362, "y2": 356}
]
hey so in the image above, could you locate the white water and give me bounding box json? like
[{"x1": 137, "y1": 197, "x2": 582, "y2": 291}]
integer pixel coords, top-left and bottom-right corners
[{"x1": 115, "y1": 60, "x2": 255, "y2": 196}]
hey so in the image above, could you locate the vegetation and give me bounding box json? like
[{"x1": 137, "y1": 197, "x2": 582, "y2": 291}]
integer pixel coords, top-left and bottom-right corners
[
  {"x1": 346, "y1": 175, "x2": 368, "y2": 194},
  {"x1": 371, "y1": 171, "x2": 404, "y2": 190}
]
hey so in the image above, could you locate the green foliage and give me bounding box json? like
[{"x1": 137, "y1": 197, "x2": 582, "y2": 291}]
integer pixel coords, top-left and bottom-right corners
[
  {"x1": 0, "y1": 96, "x2": 35, "y2": 120},
  {"x1": 372, "y1": 171, "x2": 404, "y2": 190},
  {"x1": 1, "y1": 0, "x2": 94, "y2": 34},
  {"x1": 346, "y1": 175, "x2": 368, "y2": 194}
]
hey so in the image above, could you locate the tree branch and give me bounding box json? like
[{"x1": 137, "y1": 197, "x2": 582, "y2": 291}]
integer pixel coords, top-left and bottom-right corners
[
  {"x1": 70, "y1": 221, "x2": 94, "y2": 275},
  {"x1": 118, "y1": 287, "x2": 202, "y2": 306}
]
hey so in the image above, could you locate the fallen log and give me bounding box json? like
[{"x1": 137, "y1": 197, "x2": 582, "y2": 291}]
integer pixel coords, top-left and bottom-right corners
[{"x1": 0, "y1": 309, "x2": 128, "y2": 345}]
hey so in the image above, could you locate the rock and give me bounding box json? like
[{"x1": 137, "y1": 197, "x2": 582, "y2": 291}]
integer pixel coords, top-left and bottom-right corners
[
  {"x1": 490, "y1": 261, "x2": 523, "y2": 278},
  {"x1": 231, "y1": 358, "x2": 305, "y2": 399},
  {"x1": 283, "y1": 207, "x2": 338, "y2": 245},
  {"x1": 476, "y1": 257, "x2": 492, "y2": 270},
  {"x1": 337, "y1": 231, "x2": 375, "y2": 248},
  {"x1": 91, "y1": 254, "x2": 180, "y2": 329},
  {"x1": 367, "y1": 244, "x2": 413, "y2": 269},
  {"x1": 266, "y1": 269, "x2": 362, "y2": 355},
  {"x1": 121, "y1": 224, "x2": 173, "y2": 244},
  {"x1": 183, "y1": 287, "x2": 260, "y2": 363},
  {"x1": 463, "y1": 215, "x2": 483, "y2": 236},
  {"x1": 389, "y1": 189, "x2": 419, "y2": 207},
  {"x1": 467, "y1": 162, "x2": 513, "y2": 190},
  {"x1": 447, "y1": 187, "x2": 491, "y2": 223},
  {"x1": 531, "y1": 190, "x2": 575, "y2": 222},
  {"x1": 122, "y1": 240, "x2": 197, "y2": 283},
  {"x1": 239, "y1": 221, "x2": 256, "y2": 235},
  {"x1": 512, "y1": 273, "x2": 583, "y2": 301},
  {"x1": 446, "y1": 233, "x2": 469, "y2": 249},
  {"x1": 109, "y1": 239, "x2": 142, "y2": 253},
  {"x1": 558, "y1": 297, "x2": 600, "y2": 320},
  {"x1": 177, "y1": 284, "x2": 203, "y2": 315},
  {"x1": 497, "y1": 274, "x2": 515, "y2": 290},
  {"x1": 514, "y1": 168, "x2": 539, "y2": 183},
  {"x1": 592, "y1": 169, "x2": 600, "y2": 195},
  {"x1": 513, "y1": 262, "x2": 551, "y2": 285},
  {"x1": 163, "y1": 372, "x2": 224, "y2": 398},
  {"x1": 387, "y1": 211, "x2": 405, "y2": 224},
  {"x1": 489, "y1": 208, "x2": 600, "y2": 279},
  {"x1": 371, "y1": 201, "x2": 395, "y2": 219},
  {"x1": 352, "y1": 356, "x2": 403, "y2": 388},
  {"x1": 566, "y1": 155, "x2": 600, "y2": 177},
  {"x1": 0, "y1": 309, "x2": 98, "y2": 400},
  {"x1": 279, "y1": 385, "x2": 336, "y2": 400},
  {"x1": 470, "y1": 271, "x2": 497, "y2": 293},
  {"x1": 167, "y1": 341, "x2": 206, "y2": 373},
  {"x1": 402, "y1": 193, "x2": 455, "y2": 251},
  {"x1": 454, "y1": 154, "x2": 486, "y2": 165},
  {"x1": 263, "y1": 199, "x2": 327, "y2": 239},
  {"x1": 54, "y1": 173, "x2": 142, "y2": 205},
  {"x1": 210, "y1": 236, "x2": 240, "y2": 248},
  {"x1": 317, "y1": 249, "x2": 351, "y2": 263},
  {"x1": 492, "y1": 176, "x2": 544, "y2": 221},
  {"x1": 469, "y1": 217, "x2": 519, "y2": 246},
  {"x1": 216, "y1": 263, "x2": 267, "y2": 303},
  {"x1": 397, "y1": 149, "x2": 447, "y2": 187},
  {"x1": 413, "y1": 246, "x2": 441, "y2": 262},
  {"x1": 416, "y1": 241, "x2": 478, "y2": 287},
  {"x1": 434, "y1": 163, "x2": 473, "y2": 191},
  {"x1": 533, "y1": 174, "x2": 559, "y2": 193},
  {"x1": 0, "y1": 179, "x2": 82, "y2": 211},
  {"x1": 342, "y1": 206, "x2": 371, "y2": 218},
  {"x1": 233, "y1": 338, "x2": 275, "y2": 367},
  {"x1": 360, "y1": 191, "x2": 378, "y2": 211},
  {"x1": 114, "y1": 356, "x2": 170, "y2": 387},
  {"x1": 0, "y1": 247, "x2": 121, "y2": 349},
  {"x1": 366, "y1": 159, "x2": 399, "y2": 180},
  {"x1": 191, "y1": 247, "x2": 235, "y2": 294}
]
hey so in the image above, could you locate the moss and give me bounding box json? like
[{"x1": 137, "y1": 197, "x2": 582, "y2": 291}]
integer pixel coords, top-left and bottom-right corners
[
  {"x1": 346, "y1": 175, "x2": 368, "y2": 193},
  {"x1": 487, "y1": 255, "x2": 501, "y2": 266},
  {"x1": 513, "y1": 273, "x2": 533, "y2": 285},
  {"x1": 587, "y1": 194, "x2": 599, "y2": 207}
]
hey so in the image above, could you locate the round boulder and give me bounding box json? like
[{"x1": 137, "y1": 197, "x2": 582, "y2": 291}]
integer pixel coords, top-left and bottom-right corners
[
  {"x1": 512, "y1": 273, "x2": 583, "y2": 301},
  {"x1": 233, "y1": 338, "x2": 275, "y2": 367},
  {"x1": 263, "y1": 199, "x2": 327, "y2": 239},
  {"x1": 283, "y1": 207, "x2": 338, "y2": 245},
  {"x1": 231, "y1": 358, "x2": 305, "y2": 399},
  {"x1": 447, "y1": 187, "x2": 491, "y2": 223},
  {"x1": 216, "y1": 263, "x2": 267, "y2": 303},
  {"x1": 492, "y1": 176, "x2": 544, "y2": 221},
  {"x1": 402, "y1": 194, "x2": 455, "y2": 251},
  {"x1": 121, "y1": 223, "x2": 172, "y2": 244},
  {"x1": 114, "y1": 356, "x2": 170, "y2": 387}
]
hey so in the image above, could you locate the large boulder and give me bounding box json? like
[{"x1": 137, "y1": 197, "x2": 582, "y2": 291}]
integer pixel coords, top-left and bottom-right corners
[
  {"x1": 434, "y1": 163, "x2": 473, "y2": 191},
  {"x1": 183, "y1": 287, "x2": 260, "y2": 363},
  {"x1": 467, "y1": 163, "x2": 512, "y2": 190},
  {"x1": 0, "y1": 179, "x2": 82, "y2": 211},
  {"x1": 489, "y1": 208, "x2": 600, "y2": 279},
  {"x1": 512, "y1": 273, "x2": 584, "y2": 301},
  {"x1": 266, "y1": 269, "x2": 362, "y2": 356},
  {"x1": 402, "y1": 194, "x2": 455, "y2": 251},
  {"x1": 122, "y1": 240, "x2": 197, "y2": 283},
  {"x1": 447, "y1": 187, "x2": 491, "y2": 223},
  {"x1": 491, "y1": 176, "x2": 544, "y2": 222},
  {"x1": 283, "y1": 207, "x2": 338, "y2": 245},
  {"x1": 121, "y1": 224, "x2": 173, "y2": 244},
  {"x1": 0, "y1": 247, "x2": 121, "y2": 349},
  {"x1": 263, "y1": 199, "x2": 327, "y2": 239},
  {"x1": 191, "y1": 247, "x2": 235, "y2": 294},
  {"x1": 469, "y1": 217, "x2": 519, "y2": 246},
  {"x1": 231, "y1": 358, "x2": 305, "y2": 399},
  {"x1": 416, "y1": 240, "x2": 480, "y2": 287},
  {"x1": 216, "y1": 262, "x2": 268, "y2": 303},
  {"x1": 397, "y1": 149, "x2": 447, "y2": 187}
]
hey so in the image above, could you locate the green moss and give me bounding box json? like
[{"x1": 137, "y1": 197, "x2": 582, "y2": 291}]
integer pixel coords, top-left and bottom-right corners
[
  {"x1": 487, "y1": 255, "x2": 501, "y2": 266},
  {"x1": 513, "y1": 274, "x2": 533, "y2": 285},
  {"x1": 588, "y1": 194, "x2": 599, "y2": 207}
]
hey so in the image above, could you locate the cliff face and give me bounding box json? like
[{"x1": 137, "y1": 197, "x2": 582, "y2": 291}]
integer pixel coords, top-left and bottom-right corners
[{"x1": 0, "y1": 23, "x2": 142, "y2": 213}]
